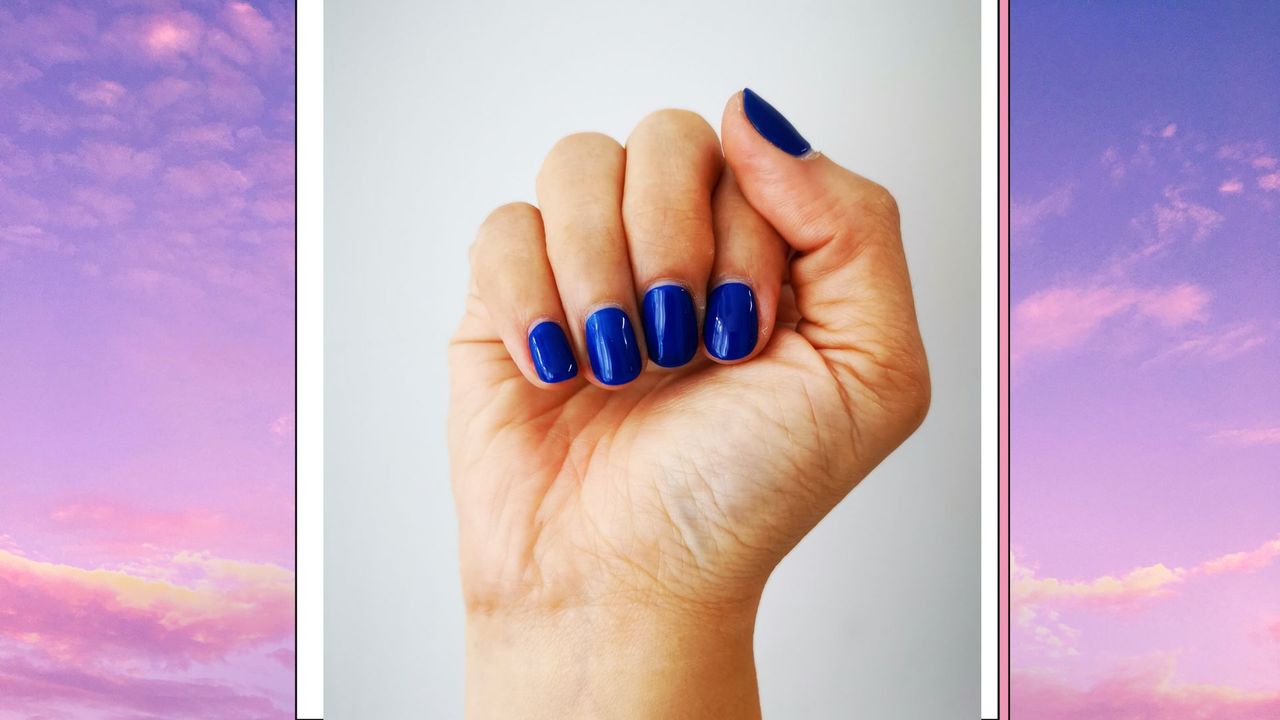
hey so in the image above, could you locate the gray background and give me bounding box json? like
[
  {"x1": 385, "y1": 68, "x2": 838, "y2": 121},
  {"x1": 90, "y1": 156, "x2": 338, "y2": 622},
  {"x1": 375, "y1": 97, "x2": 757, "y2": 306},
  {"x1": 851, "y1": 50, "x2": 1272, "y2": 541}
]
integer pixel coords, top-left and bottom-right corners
[{"x1": 325, "y1": 0, "x2": 979, "y2": 717}]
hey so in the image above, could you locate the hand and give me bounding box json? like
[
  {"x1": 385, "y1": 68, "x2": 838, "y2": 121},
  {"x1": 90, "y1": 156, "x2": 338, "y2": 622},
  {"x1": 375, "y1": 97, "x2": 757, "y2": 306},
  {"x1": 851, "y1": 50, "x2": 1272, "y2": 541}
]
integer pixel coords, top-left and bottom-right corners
[{"x1": 448, "y1": 89, "x2": 930, "y2": 719}]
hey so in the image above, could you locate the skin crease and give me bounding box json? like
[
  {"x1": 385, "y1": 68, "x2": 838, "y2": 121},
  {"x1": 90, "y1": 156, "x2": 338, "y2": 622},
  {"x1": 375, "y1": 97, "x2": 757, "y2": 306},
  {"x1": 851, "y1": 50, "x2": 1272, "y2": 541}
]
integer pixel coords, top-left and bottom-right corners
[{"x1": 448, "y1": 93, "x2": 930, "y2": 719}]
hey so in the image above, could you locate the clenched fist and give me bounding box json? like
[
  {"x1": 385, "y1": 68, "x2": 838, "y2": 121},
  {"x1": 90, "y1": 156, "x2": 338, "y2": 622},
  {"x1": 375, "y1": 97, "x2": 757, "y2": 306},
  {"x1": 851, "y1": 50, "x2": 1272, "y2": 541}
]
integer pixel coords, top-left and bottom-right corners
[{"x1": 448, "y1": 89, "x2": 930, "y2": 719}]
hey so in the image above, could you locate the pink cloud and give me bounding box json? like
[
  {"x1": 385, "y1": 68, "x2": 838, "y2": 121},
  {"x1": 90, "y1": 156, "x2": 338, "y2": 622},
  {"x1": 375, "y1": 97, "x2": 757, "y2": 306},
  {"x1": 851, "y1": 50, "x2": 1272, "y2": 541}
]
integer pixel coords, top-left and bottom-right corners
[
  {"x1": 167, "y1": 122, "x2": 236, "y2": 151},
  {"x1": 143, "y1": 76, "x2": 202, "y2": 109},
  {"x1": 1013, "y1": 282, "x2": 1210, "y2": 359},
  {"x1": 1253, "y1": 155, "x2": 1278, "y2": 170},
  {"x1": 1208, "y1": 426, "x2": 1280, "y2": 448},
  {"x1": 1134, "y1": 283, "x2": 1211, "y2": 326},
  {"x1": 253, "y1": 196, "x2": 294, "y2": 224},
  {"x1": 47, "y1": 503, "x2": 228, "y2": 555},
  {"x1": 1012, "y1": 184, "x2": 1073, "y2": 240},
  {"x1": 223, "y1": 2, "x2": 277, "y2": 54},
  {"x1": 1145, "y1": 322, "x2": 1267, "y2": 366},
  {"x1": 1015, "y1": 533, "x2": 1280, "y2": 640},
  {"x1": 1013, "y1": 555, "x2": 1186, "y2": 608},
  {"x1": 1195, "y1": 536, "x2": 1280, "y2": 575},
  {"x1": 0, "y1": 5, "x2": 97, "y2": 65},
  {"x1": 1258, "y1": 173, "x2": 1280, "y2": 191},
  {"x1": 1100, "y1": 146, "x2": 1127, "y2": 181},
  {"x1": 0, "y1": 548, "x2": 292, "y2": 666},
  {"x1": 1151, "y1": 188, "x2": 1222, "y2": 242},
  {"x1": 0, "y1": 656, "x2": 285, "y2": 719},
  {"x1": 1219, "y1": 179, "x2": 1244, "y2": 194},
  {"x1": 68, "y1": 80, "x2": 127, "y2": 109},
  {"x1": 103, "y1": 12, "x2": 204, "y2": 62},
  {"x1": 15, "y1": 103, "x2": 72, "y2": 136},
  {"x1": 0, "y1": 225, "x2": 66, "y2": 254},
  {"x1": 206, "y1": 63, "x2": 266, "y2": 116},
  {"x1": 1013, "y1": 662, "x2": 1280, "y2": 720},
  {"x1": 1160, "y1": 123, "x2": 1178, "y2": 138},
  {"x1": 163, "y1": 160, "x2": 252, "y2": 198},
  {"x1": 72, "y1": 187, "x2": 136, "y2": 225},
  {"x1": 114, "y1": 267, "x2": 204, "y2": 298},
  {"x1": 63, "y1": 140, "x2": 160, "y2": 180},
  {"x1": 0, "y1": 58, "x2": 42, "y2": 89}
]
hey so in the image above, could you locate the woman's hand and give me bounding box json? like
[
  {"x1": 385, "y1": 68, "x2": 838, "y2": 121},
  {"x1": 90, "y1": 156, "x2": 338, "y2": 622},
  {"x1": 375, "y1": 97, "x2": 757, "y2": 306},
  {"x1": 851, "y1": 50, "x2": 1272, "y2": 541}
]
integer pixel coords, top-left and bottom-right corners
[{"x1": 448, "y1": 89, "x2": 930, "y2": 719}]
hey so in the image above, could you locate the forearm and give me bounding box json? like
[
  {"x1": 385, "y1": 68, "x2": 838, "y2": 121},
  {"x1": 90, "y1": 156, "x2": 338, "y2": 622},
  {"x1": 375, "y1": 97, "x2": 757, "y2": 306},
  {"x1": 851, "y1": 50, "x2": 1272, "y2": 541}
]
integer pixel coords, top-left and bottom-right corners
[{"x1": 465, "y1": 603, "x2": 762, "y2": 719}]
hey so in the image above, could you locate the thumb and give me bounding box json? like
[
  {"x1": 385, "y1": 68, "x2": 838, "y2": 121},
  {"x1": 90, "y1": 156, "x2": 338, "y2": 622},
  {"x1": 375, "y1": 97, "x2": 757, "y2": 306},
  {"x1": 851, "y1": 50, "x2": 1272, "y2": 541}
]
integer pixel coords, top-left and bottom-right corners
[{"x1": 721, "y1": 89, "x2": 930, "y2": 424}]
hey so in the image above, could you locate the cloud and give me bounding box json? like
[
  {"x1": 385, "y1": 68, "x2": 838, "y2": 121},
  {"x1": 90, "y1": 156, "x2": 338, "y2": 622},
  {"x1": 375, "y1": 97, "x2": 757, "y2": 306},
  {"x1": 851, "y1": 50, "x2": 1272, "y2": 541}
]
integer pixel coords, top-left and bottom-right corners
[
  {"x1": 1259, "y1": 173, "x2": 1280, "y2": 192},
  {"x1": 68, "y1": 80, "x2": 127, "y2": 109},
  {"x1": 1013, "y1": 556, "x2": 1186, "y2": 608},
  {"x1": 0, "y1": 58, "x2": 42, "y2": 89},
  {"x1": 1151, "y1": 188, "x2": 1222, "y2": 243},
  {"x1": 1218, "y1": 179, "x2": 1244, "y2": 194},
  {"x1": 72, "y1": 187, "x2": 136, "y2": 225},
  {"x1": 1100, "y1": 146, "x2": 1127, "y2": 181},
  {"x1": 0, "y1": 5, "x2": 97, "y2": 65},
  {"x1": 1207, "y1": 426, "x2": 1280, "y2": 448},
  {"x1": 0, "y1": 548, "x2": 292, "y2": 666},
  {"x1": 102, "y1": 12, "x2": 204, "y2": 62},
  {"x1": 1013, "y1": 282, "x2": 1210, "y2": 360},
  {"x1": 1015, "y1": 534, "x2": 1280, "y2": 618},
  {"x1": 1160, "y1": 123, "x2": 1178, "y2": 138},
  {"x1": 166, "y1": 123, "x2": 235, "y2": 151},
  {"x1": 1253, "y1": 155, "x2": 1278, "y2": 170},
  {"x1": 142, "y1": 76, "x2": 201, "y2": 109},
  {"x1": 0, "y1": 656, "x2": 285, "y2": 719},
  {"x1": 1196, "y1": 536, "x2": 1280, "y2": 575},
  {"x1": 62, "y1": 141, "x2": 160, "y2": 180},
  {"x1": 1013, "y1": 661, "x2": 1280, "y2": 720},
  {"x1": 1012, "y1": 184, "x2": 1073, "y2": 241},
  {"x1": 15, "y1": 103, "x2": 72, "y2": 136},
  {"x1": 0, "y1": 225, "x2": 66, "y2": 254},
  {"x1": 1144, "y1": 322, "x2": 1267, "y2": 366},
  {"x1": 163, "y1": 160, "x2": 252, "y2": 198}
]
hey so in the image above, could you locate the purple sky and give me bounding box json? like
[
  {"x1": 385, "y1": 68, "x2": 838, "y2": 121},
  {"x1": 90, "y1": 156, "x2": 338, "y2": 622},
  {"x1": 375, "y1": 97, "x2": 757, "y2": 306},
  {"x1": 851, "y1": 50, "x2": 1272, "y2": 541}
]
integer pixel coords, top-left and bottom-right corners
[
  {"x1": 0, "y1": 2, "x2": 294, "y2": 717},
  {"x1": 1011, "y1": 4, "x2": 1280, "y2": 718}
]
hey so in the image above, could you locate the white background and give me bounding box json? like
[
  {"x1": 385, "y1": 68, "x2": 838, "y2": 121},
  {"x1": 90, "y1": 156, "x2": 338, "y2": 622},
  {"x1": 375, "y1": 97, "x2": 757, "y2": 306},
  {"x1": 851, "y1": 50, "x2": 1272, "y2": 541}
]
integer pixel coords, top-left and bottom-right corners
[{"x1": 322, "y1": 0, "x2": 981, "y2": 717}]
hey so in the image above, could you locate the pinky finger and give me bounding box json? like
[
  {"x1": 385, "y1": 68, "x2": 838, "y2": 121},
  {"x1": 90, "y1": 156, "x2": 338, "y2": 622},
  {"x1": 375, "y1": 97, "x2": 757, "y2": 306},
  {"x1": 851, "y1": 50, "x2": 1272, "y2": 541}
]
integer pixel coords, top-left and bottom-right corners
[{"x1": 470, "y1": 202, "x2": 580, "y2": 388}]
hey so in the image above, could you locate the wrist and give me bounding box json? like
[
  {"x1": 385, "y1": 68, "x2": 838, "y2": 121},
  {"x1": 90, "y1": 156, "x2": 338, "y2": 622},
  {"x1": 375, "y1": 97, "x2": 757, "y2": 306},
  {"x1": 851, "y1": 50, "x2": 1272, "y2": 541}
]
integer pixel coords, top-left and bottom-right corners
[{"x1": 464, "y1": 600, "x2": 762, "y2": 719}]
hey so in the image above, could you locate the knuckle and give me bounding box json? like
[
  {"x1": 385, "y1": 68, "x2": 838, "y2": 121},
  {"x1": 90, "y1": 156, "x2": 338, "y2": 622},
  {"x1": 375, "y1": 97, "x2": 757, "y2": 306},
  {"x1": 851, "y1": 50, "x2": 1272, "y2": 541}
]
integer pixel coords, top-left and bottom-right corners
[
  {"x1": 632, "y1": 108, "x2": 716, "y2": 144},
  {"x1": 857, "y1": 181, "x2": 901, "y2": 224},
  {"x1": 473, "y1": 202, "x2": 539, "y2": 258},
  {"x1": 546, "y1": 131, "x2": 623, "y2": 164}
]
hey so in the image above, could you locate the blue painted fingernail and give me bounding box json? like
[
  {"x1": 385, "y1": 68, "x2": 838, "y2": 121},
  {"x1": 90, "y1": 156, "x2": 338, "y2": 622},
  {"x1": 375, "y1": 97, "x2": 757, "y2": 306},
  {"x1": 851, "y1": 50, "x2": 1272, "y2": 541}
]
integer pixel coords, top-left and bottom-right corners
[
  {"x1": 705, "y1": 282, "x2": 758, "y2": 361},
  {"x1": 584, "y1": 307, "x2": 643, "y2": 385},
  {"x1": 642, "y1": 285, "x2": 698, "y2": 368},
  {"x1": 742, "y1": 88, "x2": 811, "y2": 157},
  {"x1": 528, "y1": 321, "x2": 577, "y2": 383}
]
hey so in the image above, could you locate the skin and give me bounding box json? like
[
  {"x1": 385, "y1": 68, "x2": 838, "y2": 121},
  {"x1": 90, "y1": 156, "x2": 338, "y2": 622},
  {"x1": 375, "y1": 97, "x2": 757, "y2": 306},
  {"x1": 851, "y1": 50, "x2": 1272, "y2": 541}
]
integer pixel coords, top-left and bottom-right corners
[{"x1": 448, "y1": 92, "x2": 931, "y2": 719}]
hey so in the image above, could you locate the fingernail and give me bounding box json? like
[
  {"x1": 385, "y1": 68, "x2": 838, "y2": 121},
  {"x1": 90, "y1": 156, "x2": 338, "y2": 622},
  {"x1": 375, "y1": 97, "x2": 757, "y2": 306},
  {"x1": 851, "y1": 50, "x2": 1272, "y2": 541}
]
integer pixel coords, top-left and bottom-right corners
[
  {"x1": 704, "y1": 282, "x2": 758, "y2": 361},
  {"x1": 584, "y1": 307, "x2": 643, "y2": 385},
  {"x1": 528, "y1": 321, "x2": 577, "y2": 383},
  {"x1": 642, "y1": 285, "x2": 698, "y2": 368},
  {"x1": 742, "y1": 88, "x2": 812, "y2": 157}
]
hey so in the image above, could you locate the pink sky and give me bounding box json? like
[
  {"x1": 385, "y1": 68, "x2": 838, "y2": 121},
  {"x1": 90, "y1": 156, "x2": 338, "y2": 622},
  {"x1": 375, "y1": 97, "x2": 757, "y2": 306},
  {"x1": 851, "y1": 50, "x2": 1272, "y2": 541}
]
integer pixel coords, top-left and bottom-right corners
[
  {"x1": 0, "y1": 2, "x2": 294, "y2": 717},
  {"x1": 1011, "y1": 4, "x2": 1280, "y2": 717}
]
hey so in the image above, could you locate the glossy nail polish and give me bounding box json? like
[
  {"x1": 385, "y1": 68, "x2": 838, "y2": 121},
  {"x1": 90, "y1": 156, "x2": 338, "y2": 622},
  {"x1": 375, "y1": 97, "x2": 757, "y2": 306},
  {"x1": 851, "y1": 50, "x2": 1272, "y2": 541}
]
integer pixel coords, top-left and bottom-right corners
[
  {"x1": 642, "y1": 285, "x2": 698, "y2": 368},
  {"x1": 584, "y1": 307, "x2": 643, "y2": 385},
  {"x1": 742, "y1": 88, "x2": 812, "y2": 157},
  {"x1": 704, "y1": 282, "x2": 758, "y2": 361},
  {"x1": 527, "y1": 321, "x2": 577, "y2": 383}
]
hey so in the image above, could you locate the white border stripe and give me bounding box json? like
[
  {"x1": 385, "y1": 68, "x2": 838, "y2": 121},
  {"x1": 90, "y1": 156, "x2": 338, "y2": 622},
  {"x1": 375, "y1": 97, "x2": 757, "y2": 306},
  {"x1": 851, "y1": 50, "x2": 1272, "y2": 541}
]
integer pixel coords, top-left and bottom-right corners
[
  {"x1": 296, "y1": 1, "x2": 324, "y2": 717},
  {"x1": 980, "y1": 0, "x2": 999, "y2": 715}
]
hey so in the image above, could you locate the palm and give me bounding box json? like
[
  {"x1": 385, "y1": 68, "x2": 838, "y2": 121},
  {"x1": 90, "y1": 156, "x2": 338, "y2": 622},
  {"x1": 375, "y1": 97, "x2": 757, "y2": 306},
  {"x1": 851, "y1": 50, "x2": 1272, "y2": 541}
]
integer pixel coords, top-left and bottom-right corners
[{"x1": 450, "y1": 269, "x2": 915, "y2": 613}]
